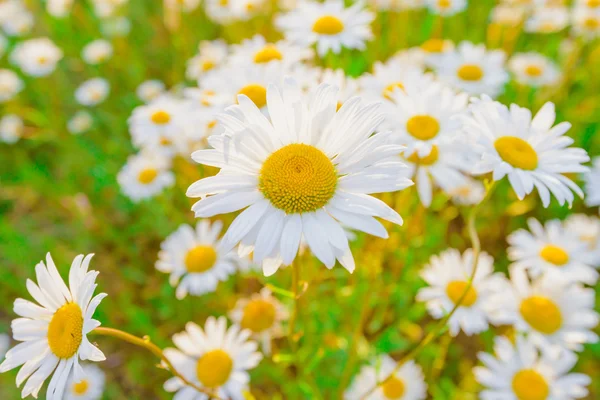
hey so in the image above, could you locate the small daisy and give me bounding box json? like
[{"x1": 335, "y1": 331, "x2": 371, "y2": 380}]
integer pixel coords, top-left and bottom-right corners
[
  {"x1": 128, "y1": 95, "x2": 184, "y2": 150},
  {"x1": 0, "y1": 253, "x2": 107, "y2": 400},
  {"x1": 0, "y1": 114, "x2": 24, "y2": 144},
  {"x1": 508, "y1": 218, "x2": 598, "y2": 285},
  {"x1": 136, "y1": 79, "x2": 166, "y2": 103},
  {"x1": 163, "y1": 316, "x2": 262, "y2": 399},
  {"x1": 117, "y1": 152, "x2": 175, "y2": 202},
  {"x1": 68, "y1": 111, "x2": 93, "y2": 135},
  {"x1": 416, "y1": 248, "x2": 509, "y2": 336},
  {"x1": 564, "y1": 214, "x2": 600, "y2": 266},
  {"x1": 490, "y1": 267, "x2": 599, "y2": 352},
  {"x1": 429, "y1": 41, "x2": 509, "y2": 97},
  {"x1": 447, "y1": 178, "x2": 486, "y2": 206},
  {"x1": 275, "y1": 0, "x2": 375, "y2": 57},
  {"x1": 204, "y1": 0, "x2": 237, "y2": 24},
  {"x1": 461, "y1": 98, "x2": 589, "y2": 207},
  {"x1": 426, "y1": 0, "x2": 467, "y2": 16},
  {"x1": 2, "y1": 8, "x2": 33, "y2": 37},
  {"x1": 47, "y1": 0, "x2": 75, "y2": 18},
  {"x1": 229, "y1": 288, "x2": 288, "y2": 354},
  {"x1": 81, "y1": 39, "x2": 113, "y2": 65},
  {"x1": 572, "y1": 6, "x2": 600, "y2": 39},
  {"x1": 525, "y1": 6, "x2": 569, "y2": 33},
  {"x1": 475, "y1": 335, "x2": 592, "y2": 400},
  {"x1": 156, "y1": 220, "x2": 243, "y2": 299},
  {"x1": 583, "y1": 157, "x2": 600, "y2": 207},
  {"x1": 75, "y1": 78, "x2": 110, "y2": 106},
  {"x1": 90, "y1": 0, "x2": 127, "y2": 18},
  {"x1": 229, "y1": 0, "x2": 269, "y2": 20},
  {"x1": 344, "y1": 356, "x2": 427, "y2": 400},
  {"x1": 229, "y1": 35, "x2": 314, "y2": 68},
  {"x1": 187, "y1": 78, "x2": 412, "y2": 275},
  {"x1": 10, "y1": 38, "x2": 63, "y2": 77},
  {"x1": 186, "y1": 40, "x2": 228, "y2": 80},
  {"x1": 509, "y1": 52, "x2": 561, "y2": 87},
  {"x1": 490, "y1": 5, "x2": 527, "y2": 27},
  {"x1": 64, "y1": 364, "x2": 105, "y2": 400},
  {"x1": 0, "y1": 68, "x2": 23, "y2": 102}
]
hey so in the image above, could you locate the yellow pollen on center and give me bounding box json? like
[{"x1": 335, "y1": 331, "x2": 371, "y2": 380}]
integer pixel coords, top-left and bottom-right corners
[
  {"x1": 254, "y1": 45, "x2": 283, "y2": 64},
  {"x1": 38, "y1": 56, "x2": 48, "y2": 65},
  {"x1": 438, "y1": 0, "x2": 451, "y2": 9},
  {"x1": 406, "y1": 145, "x2": 440, "y2": 166},
  {"x1": 185, "y1": 245, "x2": 217, "y2": 273},
  {"x1": 312, "y1": 15, "x2": 345, "y2": 35},
  {"x1": 382, "y1": 376, "x2": 406, "y2": 399},
  {"x1": 494, "y1": 136, "x2": 538, "y2": 170},
  {"x1": 588, "y1": 0, "x2": 600, "y2": 7},
  {"x1": 47, "y1": 303, "x2": 84, "y2": 359},
  {"x1": 512, "y1": 369, "x2": 549, "y2": 400},
  {"x1": 457, "y1": 64, "x2": 484, "y2": 81},
  {"x1": 202, "y1": 60, "x2": 215, "y2": 71},
  {"x1": 259, "y1": 143, "x2": 337, "y2": 214},
  {"x1": 151, "y1": 110, "x2": 171, "y2": 125},
  {"x1": 73, "y1": 379, "x2": 89, "y2": 395},
  {"x1": 584, "y1": 18, "x2": 599, "y2": 29},
  {"x1": 238, "y1": 84, "x2": 267, "y2": 108},
  {"x1": 406, "y1": 115, "x2": 440, "y2": 140},
  {"x1": 539, "y1": 245, "x2": 569, "y2": 266},
  {"x1": 241, "y1": 299, "x2": 276, "y2": 332},
  {"x1": 525, "y1": 65, "x2": 543, "y2": 77},
  {"x1": 196, "y1": 350, "x2": 233, "y2": 388},
  {"x1": 138, "y1": 168, "x2": 158, "y2": 184},
  {"x1": 446, "y1": 280, "x2": 478, "y2": 307},
  {"x1": 520, "y1": 296, "x2": 562, "y2": 334},
  {"x1": 160, "y1": 136, "x2": 172, "y2": 146},
  {"x1": 383, "y1": 82, "x2": 404, "y2": 100},
  {"x1": 421, "y1": 38, "x2": 445, "y2": 53}
]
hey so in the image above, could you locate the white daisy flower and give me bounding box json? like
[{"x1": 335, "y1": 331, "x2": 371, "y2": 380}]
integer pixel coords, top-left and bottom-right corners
[
  {"x1": 90, "y1": 0, "x2": 127, "y2": 18},
  {"x1": 81, "y1": 39, "x2": 113, "y2": 65},
  {"x1": 583, "y1": 157, "x2": 600, "y2": 207},
  {"x1": 204, "y1": 0, "x2": 237, "y2": 24},
  {"x1": 128, "y1": 95, "x2": 184, "y2": 150},
  {"x1": 416, "y1": 248, "x2": 509, "y2": 336},
  {"x1": 429, "y1": 41, "x2": 509, "y2": 97},
  {"x1": 360, "y1": 60, "x2": 431, "y2": 104},
  {"x1": 426, "y1": 0, "x2": 467, "y2": 16},
  {"x1": 508, "y1": 218, "x2": 598, "y2": 285},
  {"x1": 155, "y1": 220, "x2": 244, "y2": 299},
  {"x1": 75, "y1": 78, "x2": 110, "y2": 107},
  {"x1": 186, "y1": 39, "x2": 228, "y2": 80},
  {"x1": 0, "y1": 68, "x2": 23, "y2": 103},
  {"x1": 489, "y1": 267, "x2": 599, "y2": 352},
  {"x1": 475, "y1": 335, "x2": 592, "y2": 400},
  {"x1": 447, "y1": 178, "x2": 486, "y2": 206},
  {"x1": 229, "y1": 35, "x2": 314, "y2": 68},
  {"x1": 344, "y1": 356, "x2": 427, "y2": 400},
  {"x1": 525, "y1": 6, "x2": 569, "y2": 33},
  {"x1": 2, "y1": 8, "x2": 33, "y2": 37},
  {"x1": 229, "y1": 0, "x2": 269, "y2": 20},
  {"x1": 136, "y1": 79, "x2": 166, "y2": 103},
  {"x1": 565, "y1": 214, "x2": 600, "y2": 266},
  {"x1": 117, "y1": 152, "x2": 175, "y2": 202},
  {"x1": 229, "y1": 288, "x2": 288, "y2": 354},
  {"x1": 0, "y1": 0, "x2": 27, "y2": 31},
  {"x1": 64, "y1": 364, "x2": 105, "y2": 400},
  {"x1": 275, "y1": 0, "x2": 375, "y2": 57},
  {"x1": 47, "y1": 0, "x2": 75, "y2": 18},
  {"x1": 68, "y1": 111, "x2": 93, "y2": 135},
  {"x1": 509, "y1": 52, "x2": 561, "y2": 87},
  {"x1": 490, "y1": 5, "x2": 527, "y2": 27},
  {"x1": 0, "y1": 253, "x2": 107, "y2": 400},
  {"x1": 0, "y1": 113, "x2": 24, "y2": 144},
  {"x1": 572, "y1": 6, "x2": 600, "y2": 39},
  {"x1": 187, "y1": 78, "x2": 412, "y2": 275},
  {"x1": 10, "y1": 38, "x2": 63, "y2": 77},
  {"x1": 163, "y1": 316, "x2": 262, "y2": 399},
  {"x1": 0, "y1": 333, "x2": 9, "y2": 360},
  {"x1": 461, "y1": 97, "x2": 589, "y2": 207}
]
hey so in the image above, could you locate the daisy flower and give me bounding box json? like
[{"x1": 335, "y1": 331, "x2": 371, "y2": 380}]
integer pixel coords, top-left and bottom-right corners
[
  {"x1": 426, "y1": 0, "x2": 467, "y2": 16},
  {"x1": 10, "y1": 38, "x2": 63, "y2": 77},
  {"x1": 81, "y1": 39, "x2": 113, "y2": 65},
  {"x1": 475, "y1": 335, "x2": 592, "y2": 400},
  {"x1": 186, "y1": 39, "x2": 228, "y2": 80},
  {"x1": 47, "y1": 0, "x2": 75, "y2": 18},
  {"x1": 572, "y1": 6, "x2": 600, "y2": 39},
  {"x1": 228, "y1": 35, "x2": 314, "y2": 68},
  {"x1": 204, "y1": 0, "x2": 237, "y2": 24},
  {"x1": 0, "y1": 114, "x2": 24, "y2": 144},
  {"x1": 507, "y1": 218, "x2": 598, "y2": 285},
  {"x1": 229, "y1": 0, "x2": 269, "y2": 20},
  {"x1": 128, "y1": 95, "x2": 184, "y2": 150},
  {"x1": 525, "y1": 6, "x2": 569, "y2": 33},
  {"x1": 2, "y1": 8, "x2": 33, "y2": 37},
  {"x1": 564, "y1": 214, "x2": 600, "y2": 266},
  {"x1": 187, "y1": 78, "x2": 412, "y2": 275},
  {"x1": 136, "y1": 79, "x2": 166, "y2": 103},
  {"x1": 583, "y1": 157, "x2": 600, "y2": 207},
  {"x1": 163, "y1": 316, "x2": 262, "y2": 399},
  {"x1": 155, "y1": 220, "x2": 244, "y2": 299},
  {"x1": 64, "y1": 364, "x2": 105, "y2": 400},
  {"x1": 490, "y1": 267, "x2": 599, "y2": 352},
  {"x1": 68, "y1": 111, "x2": 93, "y2": 135},
  {"x1": 344, "y1": 356, "x2": 427, "y2": 400},
  {"x1": 0, "y1": 68, "x2": 23, "y2": 102},
  {"x1": 117, "y1": 152, "x2": 175, "y2": 202},
  {"x1": 508, "y1": 52, "x2": 561, "y2": 87},
  {"x1": 229, "y1": 288, "x2": 288, "y2": 354},
  {"x1": 429, "y1": 41, "x2": 509, "y2": 97},
  {"x1": 0, "y1": 253, "x2": 107, "y2": 400},
  {"x1": 416, "y1": 248, "x2": 509, "y2": 336},
  {"x1": 275, "y1": 0, "x2": 375, "y2": 57},
  {"x1": 461, "y1": 97, "x2": 589, "y2": 207},
  {"x1": 447, "y1": 178, "x2": 486, "y2": 206},
  {"x1": 490, "y1": 5, "x2": 527, "y2": 27},
  {"x1": 75, "y1": 78, "x2": 110, "y2": 106}
]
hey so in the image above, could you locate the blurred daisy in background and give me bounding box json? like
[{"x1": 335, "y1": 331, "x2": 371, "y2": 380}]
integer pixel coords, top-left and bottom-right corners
[
  {"x1": 275, "y1": 0, "x2": 375, "y2": 57},
  {"x1": 1, "y1": 4, "x2": 33, "y2": 37},
  {"x1": 583, "y1": 157, "x2": 600, "y2": 207},
  {"x1": 47, "y1": 0, "x2": 75, "y2": 18},
  {"x1": 136, "y1": 79, "x2": 166, "y2": 103},
  {"x1": 426, "y1": 0, "x2": 467, "y2": 16},
  {"x1": 117, "y1": 152, "x2": 174, "y2": 202},
  {"x1": 508, "y1": 218, "x2": 598, "y2": 285},
  {"x1": 418, "y1": 38, "x2": 455, "y2": 68},
  {"x1": 572, "y1": 6, "x2": 600, "y2": 39},
  {"x1": 204, "y1": 0, "x2": 238, "y2": 24},
  {"x1": 508, "y1": 52, "x2": 561, "y2": 87},
  {"x1": 228, "y1": 35, "x2": 314, "y2": 67},
  {"x1": 345, "y1": 357, "x2": 427, "y2": 400},
  {"x1": 490, "y1": 4, "x2": 526, "y2": 27},
  {"x1": 174, "y1": 0, "x2": 201, "y2": 13},
  {"x1": 163, "y1": 316, "x2": 262, "y2": 399},
  {"x1": 0, "y1": 68, "x2": 23, "y2": 102},
  {"x1": 447, "y1": 178, "x2": 486, "y2": 206},
  {"x1": 417, "y1": 248, "x2": 509, "y2": 336},
  {"x1": 0, "y1": 253, "x2": 107, "y2": 400},
  {"x1": 10, "y1": 37, "x2": 63, "y2": 77},
  {"x1": 462, "y1": 98, "x2": 589, "y2": 207},
  {"x1": 64, "y1": 364, "x2": 105, "y2": 400},
  {"x1": 91, "y1": 0, "x2": 128, "y2": 18},
  {"x1": 155, "y1": 220, "x2": 244, "y2": 299},
  {"x1": 186, "y1": 39, "x2": 228, "y2": 80},
  {"x1": 75, "y1": 78, "x2": 110, "y2": 106},
  {"x1": 128, "y1": 95, "x2": 184, "y2": 150},
  {"x1": 81, "y1": 39, "x2": 113, "y2": 65},
  {"x1": 0, "y1": 114, "x2": 24, "y2": 144},
  {"x1": 229, "y1": 0, "x2": 269, "y2": 21},
  {"x1": 475, "y1": 335, "x2": 592, "y2": 400},
  {"x1": 68, "y1": 111, "x2": 94, "y2": 135},
  {"x1": 526, "y1": 6, "x2": 570, "y2": 33},
  {"x1": 565, "y1": 214, "x2": 600, "y2": 266}
]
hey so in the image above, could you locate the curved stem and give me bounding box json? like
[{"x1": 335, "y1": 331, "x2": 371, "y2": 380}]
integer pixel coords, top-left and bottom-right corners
[
  {"x1": 287, "y1": 260, "x2": 301, "y2": 355},
  {"x1": 92, "y1": 327, "x2": 222, "y2": 399}
]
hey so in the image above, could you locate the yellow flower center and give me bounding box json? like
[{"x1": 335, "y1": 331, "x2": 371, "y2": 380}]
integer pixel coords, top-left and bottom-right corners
[
  {"x1": 383, "y1": 82, "x2": 404, "y2": 100},
  {"x1": 520, "y1": 296, "x2": 562, "y2": 334},
  {"x1": 254, "y1": 45, "x2": 283, "y2": 63},
  {"x1": 185, "y1": 245, "x2": 218, "y2": 273},
  {"x1": 312, "y1": 15, "x2": 345, "y2": 35},
  {"x1": 421, "y1": 38, "x2": 445, "y2": 53},
  {"x1": 241, "y1": 299, "x2": 276, "y2": 332},
  {"x1": 238, "y1": 84, "x2": 267, "y2": 108},
  {"x1": 160, "y1": 136, "x2": 172, "y2": 146},
  {"x1": 406, "y1": 145, "x2": 440, "y2": 166},
  {"x1": 438, "y1": 0, "x2": 451, "y2": 9},
  {"x1": 382, "y1": 376, "x2": 406, "y2": 399},
  {"x1": 525, "y1": 65, "x2": 543, "y2": 77},
  {"x1": 138, "y1": 168, "x2": 158, "y2": 184},
  {"x1": 259, "y1": 144, "x2": 337, "y2": 214},
  {"x1": 151, "y1": 110, "x2": 171, "y2": 125},
  {"x1": 196, "y1": 350, "x2": 233, "y2": 388},
  {"x1": 47, "y1": 303, "x2": 84, "y2": 359},
  {"x1": 512, "y1": 369, "x2": 549, "y2": 400},
  {"x1": 588, "y1": 0, "x2": 600, "y2": 7},
  {"x1": 539, "y1": 245, "x2": 569, "y2": 266},
  {"x1": 406, "y1": 115, "x2": 440, "y2": 141},
  {"x1": 38, "y1": 56, "x2": 48, "y2": 65},
  {"x1": 494, "y1": 136, "x2": 538, "y2": 170},
  {"x1": 445, "y1": 280, "x2": 478, "y2": 307},
  {"x1": 457, "y1": 64, "x2": 484, "y2": 81},
  {"x1": 584, "y1": 17, "x2": 599, "y2": 29},
  {"x1": 73, "y1": 379, "x2": 89, "y2": 395},
  {"x1": 202, "y1": 60, "x2": 215, "y2": 71},
  {"x1": 219, "y1": 0, "x2": 228, "y2": 5}
]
